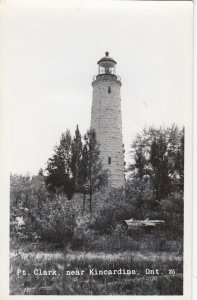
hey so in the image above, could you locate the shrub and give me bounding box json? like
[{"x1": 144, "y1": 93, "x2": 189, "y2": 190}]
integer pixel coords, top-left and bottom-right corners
[
  {"x1": 72, "y1": 214, "x2": 96, "y2": 250},
  {"x1": 38, "y1": 194, "x2": 80, "y2": 245},
  {"x1": 89, "y1": 188, "x2": 134, "y2": 234},
  {"x1": 159, "y1": 192, "x2": 183, "y2": 237}
]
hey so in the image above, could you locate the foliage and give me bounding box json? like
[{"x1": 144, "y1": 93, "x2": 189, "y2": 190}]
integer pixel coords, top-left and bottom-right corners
[
  {"x1": 159, "y1": 192, "x2": 184, "y2": 237},
  {"x1": 38, "y1": 168, "x2": 44, "y2": 176},
  {"x1": 10, "y1": 173, "x2": 47, "y2": 214},
  {"x1": 81, "y1": 128, "x2": 108, "y2": 211},
  {"x1": 10, "y1": 173, "x2": 48, "y2": 243},
  {"x1": 10, "y1": 248, "x2": 183, "y2": 295},
  {"x1": 45, "y1": 126, "x2": 108, "y2": 205},
  {"x1": 45, "y1": 129, "x2": 74, "y2": 199},
  {"x1": 10, "y1": 124, "x2": 184, "y2": 259},
  {"x1": 71, "y1": 125, "x2": 83, "y2": 191},
  {"x1": 89, "y1": 188, "x2": 133, "y2": 234},
  {"x1": 72, "y1": 214, "x2": 96, "y2": 249},
  {"x1": 10, "y1": 174, "x2": 78, "y2": 245},
  {"x1": 124, "y1": 124, "x2": 184, "y2": 239},
  {"x1": 38, "y1": 194, "x2": 79, "y2": 245},
  {"x1": 125, "y1": 177, "x2": 157, "y2": 219},
  {"x1": 129, "y1": 124, "x2": 184, "y2": 200}
]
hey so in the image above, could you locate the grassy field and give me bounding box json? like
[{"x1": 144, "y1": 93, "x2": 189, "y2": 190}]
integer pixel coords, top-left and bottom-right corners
[{"x1": 10, "y1": 246, "x2": 183, "y2": 295}]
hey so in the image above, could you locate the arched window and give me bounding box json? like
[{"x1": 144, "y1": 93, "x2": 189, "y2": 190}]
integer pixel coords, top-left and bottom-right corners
[
  {"x1": 108, "y1": 86, "x2": 111, "y2": 94},
  {"x1": 108, "y1": 157, "x2": 111, "y2": 164}
]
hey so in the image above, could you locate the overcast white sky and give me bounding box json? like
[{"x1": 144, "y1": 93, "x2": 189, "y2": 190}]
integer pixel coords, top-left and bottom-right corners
[{"x1": 0, "y1": 0, "x2": 193, "y2": 175}]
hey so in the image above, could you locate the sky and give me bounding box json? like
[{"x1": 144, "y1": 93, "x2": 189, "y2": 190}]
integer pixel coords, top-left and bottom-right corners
[{"x1": 0, "y1": 0, "x2": 193, "y2": 175}]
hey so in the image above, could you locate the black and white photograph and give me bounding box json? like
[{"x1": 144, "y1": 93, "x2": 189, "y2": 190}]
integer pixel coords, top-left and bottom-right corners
[{"x1": 0, "y1": 0, "x2": 193, "y2": 298}]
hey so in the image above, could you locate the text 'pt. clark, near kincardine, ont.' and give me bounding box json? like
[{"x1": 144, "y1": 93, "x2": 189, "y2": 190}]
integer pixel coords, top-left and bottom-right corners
[{"x1": 16, "y1": 267, "x2": 176, "y2": 277}]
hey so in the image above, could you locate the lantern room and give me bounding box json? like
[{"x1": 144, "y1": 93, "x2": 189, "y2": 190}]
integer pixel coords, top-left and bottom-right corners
[{"x1": 97, "y1": 51, "x2": 116, "y2": 75}]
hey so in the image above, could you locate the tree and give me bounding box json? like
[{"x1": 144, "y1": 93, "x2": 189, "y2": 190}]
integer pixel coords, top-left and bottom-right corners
[
  {"x1": 10, "y1": 173, "x2": 49, "y2": 242},
  {"x1": 129, "y1": 125, "x2": 184, "y2": 200},
  {"x1": 71, "y1": 125, "x2": 83, "y2": 191},
  {"x1": 38, "y1": 168, "x2": 44, "y2": 176},
  {"x1": 78, "y1": 143, "x2": 89, "y2": 210},
  {"x1": 150, "y1": 136, "x2": 170, "y2": 200},
  {"x1": 81, "y1": 129, "x2": 108, "y2": 212},
  {"x1": 174, "y1": 128, "x2": 184, "y2": 190},
  {"x1": 45, "y1": 127, "x2": 108, "y2": 206},
  {"x1": 10, "y1": 173, "x2": 32, "y2": 209},
  {"x1": 130, "y1": 135, "x2": 146, "y2": 179},
  {"x1": 45, "y1": 130, "x2": 74, "y2": 199}
]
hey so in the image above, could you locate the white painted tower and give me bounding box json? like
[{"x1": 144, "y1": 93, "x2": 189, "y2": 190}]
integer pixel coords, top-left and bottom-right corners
[{"x1": 91, "y1": 52, "x2": 125, "y2": 187}]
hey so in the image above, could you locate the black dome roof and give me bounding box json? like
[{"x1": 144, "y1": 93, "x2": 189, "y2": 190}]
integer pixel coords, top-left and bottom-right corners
[{"x1": 97, "y1": 51, "x2": 117, "y2": 65}]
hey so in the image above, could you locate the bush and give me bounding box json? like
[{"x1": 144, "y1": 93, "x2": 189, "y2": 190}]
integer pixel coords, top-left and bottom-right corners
[
  {"x1": 125, "y1": 177, "x2": 158, "y2": 219},
  {"x1": 159, "y1": 192, "x2": 183, "y2": 237},
  {"x1": 10, "y1": 174, "x2": 82, "y2": 247},
  {"x1": 89, "y1": 188, "x2": 134, "y2": 234},
  {"x1": 72, "y1": 214, "x2": 96, "y2": 250},
  {"x1": 37, "y1": 194, "x2": 80, "y2": 245},
  {"x1": 10, "y1": 173, "x2": 183, "y2": 252}
]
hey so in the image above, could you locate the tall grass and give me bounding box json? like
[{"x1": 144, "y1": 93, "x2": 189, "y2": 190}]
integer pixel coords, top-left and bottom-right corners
[{"x1": 10, "y1": 249, "x2": 183, "y2": 295}]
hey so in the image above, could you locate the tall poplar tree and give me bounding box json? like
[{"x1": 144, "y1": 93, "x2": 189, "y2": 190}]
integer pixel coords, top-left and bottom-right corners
[
  {"x1": 81, "y1": 128, "x2": 108, "y2": 212},
  {"x1": 71, "y1": 125, "x2": 83, "y2": 191}
]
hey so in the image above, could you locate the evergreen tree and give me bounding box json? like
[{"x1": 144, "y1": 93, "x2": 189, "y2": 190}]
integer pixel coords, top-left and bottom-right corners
[
  {"x1": 45, "y1": 129, "x2": 74, "y2": 199},
  {"x1": 45, "y1": 127, "x2": 108, "y2": 205}
]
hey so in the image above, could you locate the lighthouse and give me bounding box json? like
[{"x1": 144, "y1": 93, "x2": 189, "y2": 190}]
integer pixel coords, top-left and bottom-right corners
[{"x1": 91, "y1": 52, "x2": 125, "y2": 188}]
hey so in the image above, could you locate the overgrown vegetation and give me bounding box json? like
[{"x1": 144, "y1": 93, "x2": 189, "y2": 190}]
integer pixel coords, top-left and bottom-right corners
[
  {"x1": 10, "y1": 124, "x2": 184, "y2": 295},
  {"x1": 45, "y1": 126, "x2": 108, "y2": 203},
  {"x1": 10, "y1": 251, "x2": 183, "y2": 295}
]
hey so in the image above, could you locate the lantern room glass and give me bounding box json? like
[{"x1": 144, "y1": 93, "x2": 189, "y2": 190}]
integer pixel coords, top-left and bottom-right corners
[{"x1": 98, "y1": 65, "x2": 116, "y2": 75}]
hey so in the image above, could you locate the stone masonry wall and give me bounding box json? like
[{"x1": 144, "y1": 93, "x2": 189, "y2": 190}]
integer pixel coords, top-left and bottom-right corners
[{"x1": 91, "y1": 75, "x2": 125, "y2": 187}]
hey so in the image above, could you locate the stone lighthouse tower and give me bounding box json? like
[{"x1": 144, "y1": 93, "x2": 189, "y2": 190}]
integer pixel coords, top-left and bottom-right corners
[{"x1": 91, "y1": 52, "x2": 125, "y2": 187}]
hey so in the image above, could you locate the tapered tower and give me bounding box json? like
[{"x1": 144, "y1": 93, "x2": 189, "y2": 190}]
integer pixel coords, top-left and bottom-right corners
[{"x1": 91, "y1": 52, "x2": 125, "y2": 187}]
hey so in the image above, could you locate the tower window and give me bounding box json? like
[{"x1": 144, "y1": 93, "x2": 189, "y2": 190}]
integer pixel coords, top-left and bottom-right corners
[
  {"x1": 108, "y1": 157, "x2": 111, "y2": 164},
  {"x1": 108, "y1": 86, "x2": 111, "y2": 93}
]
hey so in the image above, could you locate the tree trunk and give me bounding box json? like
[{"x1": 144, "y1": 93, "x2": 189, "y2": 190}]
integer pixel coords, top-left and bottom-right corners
[
  {"x1": 83, "y1": 192, "x2": 86, "y2": 211},
  {"x1": 89, "y1": 193, "x2": 92, "y2": 212}
]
